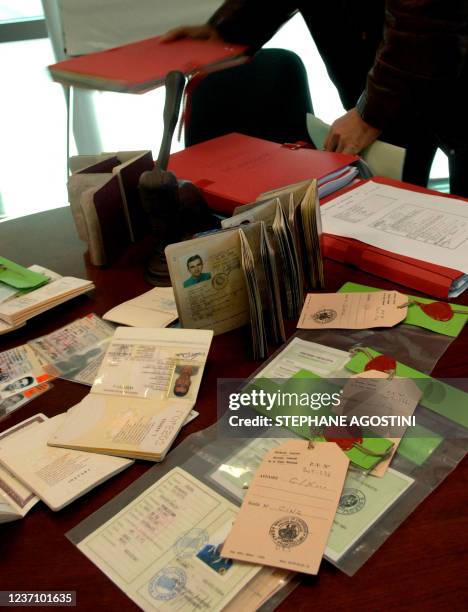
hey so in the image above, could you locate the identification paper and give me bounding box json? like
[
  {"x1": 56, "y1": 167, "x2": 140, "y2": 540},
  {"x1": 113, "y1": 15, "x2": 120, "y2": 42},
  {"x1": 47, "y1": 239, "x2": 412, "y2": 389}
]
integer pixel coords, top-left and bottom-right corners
[
  {"x1": 298, "y1": 291, "x2": 407, "y2": 330},
  {"x1": 222, "y1": 440, "x2": 349, "y2": 574},
  {"x1": 0, "y1": 415, "x2": 132, "y2": 510},
  {"x1": 29, "y1": 313, "x2": 115, "y2": 386},
  {"x1": 0, "y1": 344, "x2": 53, "y2": 400},
  {"x1": 91, "y1": 327, "x2": 213, "y2": 400},
  {"x1": 75, "y1": 467, "x2": 262, "y2": 611}
]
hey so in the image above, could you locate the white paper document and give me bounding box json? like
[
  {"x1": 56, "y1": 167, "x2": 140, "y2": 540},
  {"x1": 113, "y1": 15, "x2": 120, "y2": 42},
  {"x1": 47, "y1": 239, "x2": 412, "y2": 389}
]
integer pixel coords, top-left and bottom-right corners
[
  {"x1": 0, "y1": 415, "x2": 133, "y2": 510},
  {"x1": 255, "y1": 338, "x2": 351, "y2": 381},
  {"x1": 103, "y1": 287, "x2": 178, "y2": 328},
  {"x1": 321, "y1": 181, "x2": 468, "y2": 273},
  {"x1": 75, "y1": 467, "x2": 262, "y2": 611}
]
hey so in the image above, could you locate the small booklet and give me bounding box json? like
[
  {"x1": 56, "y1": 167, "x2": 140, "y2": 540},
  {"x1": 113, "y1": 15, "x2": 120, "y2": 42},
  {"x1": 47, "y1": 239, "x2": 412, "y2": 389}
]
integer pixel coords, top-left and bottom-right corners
[
  {"x1": 49, "y1": 327, "x2": 213, "y2": 461},
  {"x1": 0, "y1": 344, "x2": 54, "y2": 401},
  {"x1": 231, "y1": 178, "x2": 324, "y2": 292},
  {"x1": 0, "y1": 414, "x2": 132, "y2": 511},
  {"x1": 103, "y1": 287, "x2": 178, "y2": 328},
  {"x1": 0, "y1": 414, "x2": 46, "y2": 524},
  {"x1": 166, "y1": 221, "x2": 284, "y2": 359},
  {"x1": 68, "y1": 150, "x2": 154, "y2": 265}
]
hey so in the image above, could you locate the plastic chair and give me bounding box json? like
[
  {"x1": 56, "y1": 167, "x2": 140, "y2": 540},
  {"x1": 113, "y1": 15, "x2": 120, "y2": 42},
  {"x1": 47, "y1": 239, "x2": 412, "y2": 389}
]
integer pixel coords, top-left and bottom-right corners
[{"x1": 184, "y1": 48, "x2": 314, "y2": 147}]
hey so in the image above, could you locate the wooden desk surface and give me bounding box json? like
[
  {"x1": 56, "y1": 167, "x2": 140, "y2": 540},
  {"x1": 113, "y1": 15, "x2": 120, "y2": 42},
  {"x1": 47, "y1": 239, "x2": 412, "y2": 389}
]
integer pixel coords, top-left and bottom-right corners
[{"x1": 0, "y1": 207, "x2": 467, "y2": 611}]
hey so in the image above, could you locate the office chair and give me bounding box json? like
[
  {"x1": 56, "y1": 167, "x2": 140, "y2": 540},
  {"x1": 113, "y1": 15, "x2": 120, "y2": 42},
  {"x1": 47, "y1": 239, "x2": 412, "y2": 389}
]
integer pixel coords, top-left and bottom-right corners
[{"x1": 184, "y1": 49, "x2": 314, "y2": 147}]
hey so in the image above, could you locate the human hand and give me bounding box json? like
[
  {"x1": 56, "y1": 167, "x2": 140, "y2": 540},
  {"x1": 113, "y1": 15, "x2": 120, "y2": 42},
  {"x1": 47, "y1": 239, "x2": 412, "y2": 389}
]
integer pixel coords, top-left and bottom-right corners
[
  {"x1": 160, "y1": 24, "x2": 222, "y2": 43},
  {"x1": 324, "y1": 108, "x2": 381, "y2": 154}
]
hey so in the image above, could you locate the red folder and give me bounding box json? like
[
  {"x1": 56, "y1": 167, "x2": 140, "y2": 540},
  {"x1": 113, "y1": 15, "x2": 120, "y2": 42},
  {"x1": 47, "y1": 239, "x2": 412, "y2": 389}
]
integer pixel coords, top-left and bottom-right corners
[
  {"x1": 168, "y1": 133, "x2": 358, "y2": 214},
  {"x1": 48, "y1": 36, "x2": 248, "y2": 93},
  {"x1": 321, "y1": 177, "x2": 466, "y2": 299}
]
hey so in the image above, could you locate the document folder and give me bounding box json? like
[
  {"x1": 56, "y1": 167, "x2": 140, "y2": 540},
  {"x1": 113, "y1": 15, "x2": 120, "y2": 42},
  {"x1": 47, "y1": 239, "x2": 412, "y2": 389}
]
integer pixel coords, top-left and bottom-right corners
[
  {"x1": 48, "y1": 36, "x2": 248, "y2": 93},
  {"x1": 321, "y1": 177, "x2": 467, "y2": 299},
  {"x1": 169, "y1": 133, "x2": 358, "y2": 214}
]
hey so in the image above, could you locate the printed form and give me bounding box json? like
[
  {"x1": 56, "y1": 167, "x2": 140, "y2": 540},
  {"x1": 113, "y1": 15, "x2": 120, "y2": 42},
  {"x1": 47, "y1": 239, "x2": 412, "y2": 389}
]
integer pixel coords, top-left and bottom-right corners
[{"x1": 321, "y1": 182, "x2": 468, "y2": 273}]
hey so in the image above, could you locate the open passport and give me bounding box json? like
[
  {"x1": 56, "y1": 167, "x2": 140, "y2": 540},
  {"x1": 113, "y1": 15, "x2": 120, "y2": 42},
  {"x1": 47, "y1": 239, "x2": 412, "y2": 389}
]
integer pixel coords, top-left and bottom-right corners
[
  {"x1": 166, "y1": 179, "x2": 323, "y2": 358},
  {"x1": 48, "y1": 327, "x2": 213, "y2": 461}
]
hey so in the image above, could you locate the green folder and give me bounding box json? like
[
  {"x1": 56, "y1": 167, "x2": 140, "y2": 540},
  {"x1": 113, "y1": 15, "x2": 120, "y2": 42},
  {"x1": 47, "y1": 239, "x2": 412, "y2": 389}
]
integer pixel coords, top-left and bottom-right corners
[{"x1": 0, "y1": 256, "x2": 49, "y2": 290}]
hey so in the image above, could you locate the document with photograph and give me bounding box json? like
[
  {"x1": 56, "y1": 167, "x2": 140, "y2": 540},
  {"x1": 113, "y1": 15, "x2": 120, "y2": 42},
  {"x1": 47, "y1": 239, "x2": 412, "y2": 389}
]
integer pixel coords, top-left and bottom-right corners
[
  {"x1": 0, "y1": 414, "x2": 133, "y2": 511},
  {"x1": 0, "y1": 344, "x2": 54, "y2": 400},
  {"x1": 0, "y1": 414, "x2": 46, "y2": 523},
  {"x1": 29, "y1": 313, "x2": 115, "y2": 386},
  {"x1": 166, "y1": 221, "x2": 284, "y2": 358},
  {"x1": 74, "y1": 467, "x2": 262, "y2": 611},
  {"x1": 49, "y1": 328, "x2": 213, "y2": 461},
  {"x1": 0, "y1": 382, "x2": 52, "y2": 421}
]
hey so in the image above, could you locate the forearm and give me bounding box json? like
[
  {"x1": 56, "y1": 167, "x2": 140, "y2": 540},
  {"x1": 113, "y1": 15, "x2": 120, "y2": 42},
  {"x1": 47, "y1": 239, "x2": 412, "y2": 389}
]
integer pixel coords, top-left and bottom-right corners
[{"x1": 209, "y1": 0, "x2": 299, "y2": 47}]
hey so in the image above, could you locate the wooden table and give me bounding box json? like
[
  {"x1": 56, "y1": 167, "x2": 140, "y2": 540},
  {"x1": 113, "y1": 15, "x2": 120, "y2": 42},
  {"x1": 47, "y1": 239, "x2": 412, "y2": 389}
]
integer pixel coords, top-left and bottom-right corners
[{"x1": 1, "y1": 207, "x2": 467, "y2": 611}]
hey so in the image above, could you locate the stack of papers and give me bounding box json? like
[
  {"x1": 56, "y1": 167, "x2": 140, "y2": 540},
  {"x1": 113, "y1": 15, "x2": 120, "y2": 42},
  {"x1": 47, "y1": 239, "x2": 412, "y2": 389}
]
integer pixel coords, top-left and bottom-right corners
[
  {"x1": 0, "y1": 415, "x2": 45, "y2": 523},
  {"x1": 0, "y1": 276, "x2": 95, "y2": 328},
  {"x1": 49, "y1": 327, "x2": 213, "y2": 461}
]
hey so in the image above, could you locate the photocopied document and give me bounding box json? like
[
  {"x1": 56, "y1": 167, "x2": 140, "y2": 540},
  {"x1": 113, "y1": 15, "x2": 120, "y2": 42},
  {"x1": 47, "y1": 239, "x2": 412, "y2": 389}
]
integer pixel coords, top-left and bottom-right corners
[
  {"x1": 321, "y1": 181, "x2": 468, "y2": 274},
  {"x1": 0, "y1": 414, "x2": 133, "y2": 511},
  {"x1": 74, "y1": 467, "x2": 262, "y2": 611},
  {"x1": 306, "y1": 114, "x2": 406, "y2": 181}
]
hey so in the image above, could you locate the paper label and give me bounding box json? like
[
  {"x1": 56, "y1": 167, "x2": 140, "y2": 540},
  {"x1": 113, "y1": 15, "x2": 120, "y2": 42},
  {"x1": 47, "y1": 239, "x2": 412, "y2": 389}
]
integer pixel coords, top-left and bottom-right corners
[{"x1": 222, "y1": 440, "x2": 349, "y2": 574}]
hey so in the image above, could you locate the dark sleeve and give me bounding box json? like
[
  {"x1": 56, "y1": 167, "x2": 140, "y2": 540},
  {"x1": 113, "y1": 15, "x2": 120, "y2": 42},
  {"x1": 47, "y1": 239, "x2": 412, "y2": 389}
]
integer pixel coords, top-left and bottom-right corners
[
  {"x1": 208, "y1": 0, "x2": 299, "y2": 47},
  {"x1": 358, "y1": 0, "x2": 468, "y2": 129}
]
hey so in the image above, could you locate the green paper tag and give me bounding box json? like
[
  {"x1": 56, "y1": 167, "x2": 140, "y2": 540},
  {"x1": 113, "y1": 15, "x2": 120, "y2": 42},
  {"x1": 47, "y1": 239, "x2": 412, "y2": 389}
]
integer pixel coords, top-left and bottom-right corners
[
  {"x1": 339, "y1": 282, "x2": 468, "y2": 337},
  {"x1": 248, "y1": 369, "x2": 394, "y2": 471},
  {"x1": 0, "y1": 256, "x2": 49, "y2": 290},
  {"x1": 345, "y1": 348, "x2": 468, "y2": 428}
]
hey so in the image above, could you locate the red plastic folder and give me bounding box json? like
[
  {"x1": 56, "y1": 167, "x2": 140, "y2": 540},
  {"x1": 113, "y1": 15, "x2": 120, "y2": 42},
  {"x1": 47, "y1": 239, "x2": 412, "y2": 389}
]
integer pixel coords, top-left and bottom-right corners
[
  {"x1": 48, "y1": 37, "x2": 248, "y2": 93},
  {"x1": 169, "y1": 133, "x2": 358, "y2": 214},
  {"x1": 321, "y1": 177, "x2": 466, "y2": 299}
]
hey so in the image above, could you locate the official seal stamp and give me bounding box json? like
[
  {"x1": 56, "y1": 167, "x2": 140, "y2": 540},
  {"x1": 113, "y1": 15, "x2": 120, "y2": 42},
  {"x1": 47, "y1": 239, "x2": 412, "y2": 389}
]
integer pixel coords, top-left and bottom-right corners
[
  {"x1": 174, "y1": 528, "x2": 209, "y2": 559},
  {"x1": 269, "y1": 516, "x2": 308, "y2": 548},
  {"x1": 148, "y1": 567, "x2": 186, "y2": 601},
  {"x1": 212, "y1": 273, "x2": 228, "y2": 290},
  {"x1": 312, "y1": 308, "x2": 337, "y2": 324},
  {"x1": 337, "y1": 488, "x2": 366, "y2": 515}
]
